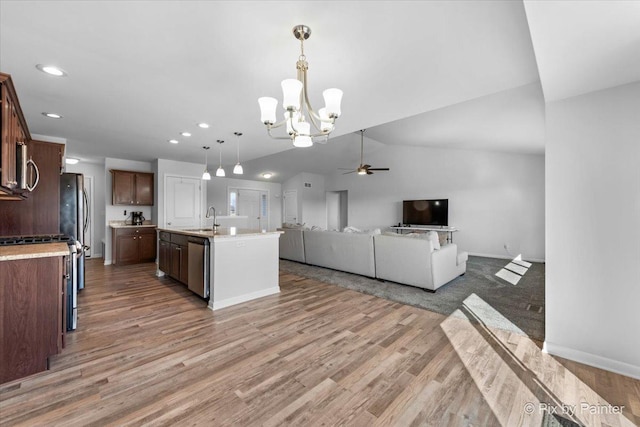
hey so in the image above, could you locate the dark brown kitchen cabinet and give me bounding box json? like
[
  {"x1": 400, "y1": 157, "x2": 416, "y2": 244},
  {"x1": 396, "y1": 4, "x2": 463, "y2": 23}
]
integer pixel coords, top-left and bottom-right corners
[
  {"x1": 111, "y1": 169, "x2": 154, "y2": 206},
  {"x1": 0, "y1": 140, "x2": 65, "y2": 236},
  {"x1": 0, "y1": 253, "x2": 65, "y2": 384},
  {"x1": 158, "y1": 238, "x2": 171, "y2": 273},
  {"x1": 111, "y1": 227, "x2": 157, "y2": 265},
  {"x1": 158, "y1": 231, "x2": 188, "y2": 284},
  {"x1": 0, "y1": 72, "x2": 31, "y2": 199}
]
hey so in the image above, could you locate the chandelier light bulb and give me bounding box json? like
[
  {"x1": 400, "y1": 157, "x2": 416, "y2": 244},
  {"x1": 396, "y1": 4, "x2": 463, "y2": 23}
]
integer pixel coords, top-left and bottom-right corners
[
  {"x1": 258, "y1": 97, "x2": 277, "y2": 124},
  {"x1": 323, "y1": 88, "x2": 343, "y2": 118},
  {"x1": 281, "y1": 79, "x2": 303, "y2": 111}
]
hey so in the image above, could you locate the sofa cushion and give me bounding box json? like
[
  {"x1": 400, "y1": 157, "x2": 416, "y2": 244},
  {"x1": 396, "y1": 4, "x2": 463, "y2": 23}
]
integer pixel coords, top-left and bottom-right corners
[
  {"x1": 426, "y1": 231, "x2": 440, "y2": 250},
  {"x1": 278, "y1": 228, "x2": 306, "y2": 263},
  {"x1": 304, "y1": 230, "x2": 376, "y2": 277}
]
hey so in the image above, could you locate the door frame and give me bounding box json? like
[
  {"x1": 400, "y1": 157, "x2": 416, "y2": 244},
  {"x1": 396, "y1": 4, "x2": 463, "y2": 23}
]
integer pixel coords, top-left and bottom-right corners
[
  {"x1": 163, "y1": 173, "x2": 206, "y2": 228},
  {"x1": 283, "y1": 189, "x2": 298, "y2": 225},
  {"x1": 227, "y1": 186, "x2": 270, "y2": 230}
]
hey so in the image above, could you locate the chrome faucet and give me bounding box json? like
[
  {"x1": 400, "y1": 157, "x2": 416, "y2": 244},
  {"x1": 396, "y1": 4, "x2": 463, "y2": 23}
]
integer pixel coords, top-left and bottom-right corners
[{"x1": 205, "y1": 206, "x2": 220, "y2": 229}]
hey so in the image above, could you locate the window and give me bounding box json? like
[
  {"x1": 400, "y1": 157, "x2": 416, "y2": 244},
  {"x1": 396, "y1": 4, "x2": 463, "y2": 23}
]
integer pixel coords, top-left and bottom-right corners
[{"x1": 229, "y1": 189, "x2": 237, "y2": 216}]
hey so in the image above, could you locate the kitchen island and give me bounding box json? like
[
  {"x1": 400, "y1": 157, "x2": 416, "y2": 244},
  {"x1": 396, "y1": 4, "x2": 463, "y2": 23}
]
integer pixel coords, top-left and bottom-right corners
[{"x1": 157, "y1": 227, "x2": 282, "y2": 310}]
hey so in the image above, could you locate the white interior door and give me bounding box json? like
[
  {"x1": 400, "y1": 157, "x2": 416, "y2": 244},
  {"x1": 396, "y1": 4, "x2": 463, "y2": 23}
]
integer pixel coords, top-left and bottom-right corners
[
  {"x1": 238, "y1": 189, "x2": 262, "y2": 230},
  {"x1": 326, "y1": 191, "x2": 340, "y2": 231},
  {"x1": 165, "y1": 176, "x2": 202, "y2": 227},
  {"x1": 83, "y1": 176, "x2": 94, "y2": 257},
  {"x1": 284, "y1": 190, "x2": 298, "y2": 224}
]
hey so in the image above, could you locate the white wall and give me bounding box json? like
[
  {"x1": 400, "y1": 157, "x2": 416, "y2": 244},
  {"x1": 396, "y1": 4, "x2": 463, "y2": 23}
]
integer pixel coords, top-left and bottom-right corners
[
  {"x1": 65, "y1": 161, "x2": 106, "y2": 257},
  {"x1": 104, "y1": 157, "x2": 154, "y2": 264},
  {"x1": 325, "y1": 143, "x2": 546, "y2": 261},
  {"x1": 545, "y1": 82, "x2": 640, "y2": 379}
]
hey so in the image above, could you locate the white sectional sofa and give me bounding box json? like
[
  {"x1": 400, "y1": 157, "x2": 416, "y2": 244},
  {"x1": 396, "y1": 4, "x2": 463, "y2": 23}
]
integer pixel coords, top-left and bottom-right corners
[
  {"x1": 374, "y1": 233, "x2": 467, "y2": 291},
  {"x1": 278, "y1": 228, "x2": 306, "y2": 263},
  {"x1": 303, "y1": 230, "x2": 376, "y2": 277},
  {"x1": 278, "y1": 227, "x2": 467, "y2": 291}
]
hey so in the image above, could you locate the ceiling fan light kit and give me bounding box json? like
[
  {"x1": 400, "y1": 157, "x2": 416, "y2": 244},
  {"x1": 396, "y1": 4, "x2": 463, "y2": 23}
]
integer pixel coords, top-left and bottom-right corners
[
  {"x1": 342, "y1": 130, "x2": 390, "y2": 176},
  {"x1": 258, "y1": 24, "x2": 343, "y2": 148}
]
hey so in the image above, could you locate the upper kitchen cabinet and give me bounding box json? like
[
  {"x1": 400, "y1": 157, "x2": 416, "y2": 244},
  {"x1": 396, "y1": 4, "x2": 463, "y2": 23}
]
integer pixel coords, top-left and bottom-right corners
[
  {"x1": 0, "y1": 72, "x2": 32, "y2": 200},
  {"x1": 111, "y1": 169, "x2": 154, "y2": 206}
]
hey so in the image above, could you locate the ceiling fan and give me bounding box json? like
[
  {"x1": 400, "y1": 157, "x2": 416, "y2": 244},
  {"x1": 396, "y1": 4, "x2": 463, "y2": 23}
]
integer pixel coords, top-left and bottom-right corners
[{"x1": 340, "y1": 129, "x2": 390, "y2": 175}]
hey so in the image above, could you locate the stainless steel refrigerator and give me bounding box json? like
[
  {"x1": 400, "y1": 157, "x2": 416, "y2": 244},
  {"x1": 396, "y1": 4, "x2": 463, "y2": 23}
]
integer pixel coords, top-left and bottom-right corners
[{"x1": 60, "y1": 172, "x2": 89, "y2": 330}]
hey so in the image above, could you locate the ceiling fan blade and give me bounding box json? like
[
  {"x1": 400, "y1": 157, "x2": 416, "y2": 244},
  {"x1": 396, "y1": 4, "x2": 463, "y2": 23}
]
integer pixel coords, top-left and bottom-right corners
[
  {"x1": 366, "y1": 170, "x2": 373, "y2": 175},
  {"x1": 362, "y1": 164, "x2": 371, "y2": 169},
  {"x1": 342, "y1": 171, "x2": 357, "y2": 175},
  {"x1": 338, "y1": 168, "x2": 354, "y2": 170},
  {"x1": 368, "y1": 168, "x2": 390, "y2": 171}
]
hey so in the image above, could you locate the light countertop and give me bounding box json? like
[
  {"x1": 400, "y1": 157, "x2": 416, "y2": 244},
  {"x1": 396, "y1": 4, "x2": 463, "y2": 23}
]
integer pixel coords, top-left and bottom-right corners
[
  {"x1": 109, "y1": 221, "x2": 157, "y2": 229},
  {"x1": 158, "y1": 227, "x2": 282, "y2": 239},
  {"x1": 0, "y1": 243, "x2": 69, "y2": 262}
]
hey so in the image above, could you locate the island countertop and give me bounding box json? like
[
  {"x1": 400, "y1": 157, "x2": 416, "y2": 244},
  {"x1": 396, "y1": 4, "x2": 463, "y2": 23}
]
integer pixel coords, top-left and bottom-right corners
[{"x1": 157, "y1": 227, "x2": 282, "y2": 239}]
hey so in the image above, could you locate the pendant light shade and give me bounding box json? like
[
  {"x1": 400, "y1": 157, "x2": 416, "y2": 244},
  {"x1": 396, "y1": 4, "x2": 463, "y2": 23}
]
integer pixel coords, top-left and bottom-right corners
[
  {"x1": 216, "y1": 140, "x2": 225, "y2": 177},
  {"x1": 233, "y1": 132, "x2": 243, "y2": 175},
  {"x1": 201, "y1": 146, "x2": 211, "y2": 180}
]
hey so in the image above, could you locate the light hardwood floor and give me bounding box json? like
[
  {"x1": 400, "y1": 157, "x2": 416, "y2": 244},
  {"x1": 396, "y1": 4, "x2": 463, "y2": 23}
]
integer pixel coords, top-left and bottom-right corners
[{"x1": 1, "y1": 260, "x2": 638, "y2": 426}]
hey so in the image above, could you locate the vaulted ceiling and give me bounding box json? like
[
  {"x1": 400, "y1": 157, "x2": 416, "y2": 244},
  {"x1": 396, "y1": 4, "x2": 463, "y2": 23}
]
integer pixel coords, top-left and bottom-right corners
[{"x1": 1, "y1": 1, "x2": 638, "y2": 182}]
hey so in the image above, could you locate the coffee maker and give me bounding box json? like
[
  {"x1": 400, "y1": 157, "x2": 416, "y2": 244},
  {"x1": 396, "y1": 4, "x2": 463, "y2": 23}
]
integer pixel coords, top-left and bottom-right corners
[{"x1": 131, "y1": 211, "x2": 145, "y2": 225}]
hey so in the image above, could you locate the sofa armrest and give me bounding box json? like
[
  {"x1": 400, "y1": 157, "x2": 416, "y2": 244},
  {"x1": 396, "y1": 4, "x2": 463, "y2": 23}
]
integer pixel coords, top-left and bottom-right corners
[{"x1": 431, "y1": 244, "x2": 466, "y2": 290}]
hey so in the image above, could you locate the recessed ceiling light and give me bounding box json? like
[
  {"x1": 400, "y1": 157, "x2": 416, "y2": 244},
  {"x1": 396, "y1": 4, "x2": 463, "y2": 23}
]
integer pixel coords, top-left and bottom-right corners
[
  {"x1": 65, "y1": 158, "x2": 79, "y2": 165},
  {"x1": 42, "y1": 112, "x2": 63, "y2": 119},
  {"x1": 168, "y1": 139, "x2": 179, "y2": 144},
  {"x1": 36, "y1": 64, "x2": 67, "y2": 77},
  {"x1": 262, "y1": 172, "x2": 273, "y2": 179},
  {"x1": 198, "y1": 123, "x2": 210, "y2": 129},
  {"x1": 181, "y1": 132, "x2": 192, "y2": 137}
]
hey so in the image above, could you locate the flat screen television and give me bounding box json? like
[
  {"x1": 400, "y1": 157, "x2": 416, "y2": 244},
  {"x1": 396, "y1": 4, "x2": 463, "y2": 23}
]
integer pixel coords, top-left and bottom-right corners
[{"x1": 402, "y1": 199, "x2": 448, "y2": 226}]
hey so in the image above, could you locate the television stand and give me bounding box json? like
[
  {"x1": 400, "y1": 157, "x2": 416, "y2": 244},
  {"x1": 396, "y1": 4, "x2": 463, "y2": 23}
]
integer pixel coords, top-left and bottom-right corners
[{"x1": 390, "y1": 226, "x2": 459, "y2": 244}]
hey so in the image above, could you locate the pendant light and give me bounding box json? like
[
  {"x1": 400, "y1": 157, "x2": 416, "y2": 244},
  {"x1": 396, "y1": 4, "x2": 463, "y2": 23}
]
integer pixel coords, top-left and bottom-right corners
[
  {"x1": 233, "y1": 132, "x2": 243, "y2": 175},
  {"x1": 201, "y1": 146, "x2": 211, "y2": 180},
  {"x1": 216, "y1": 140, "x2": 226, "y2": 177}
]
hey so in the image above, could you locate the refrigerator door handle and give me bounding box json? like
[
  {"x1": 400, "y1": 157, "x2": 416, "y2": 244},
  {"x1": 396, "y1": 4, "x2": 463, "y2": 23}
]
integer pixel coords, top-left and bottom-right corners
[{"x1": 83, "y1": 187, "x2": 89, "y2": 233}]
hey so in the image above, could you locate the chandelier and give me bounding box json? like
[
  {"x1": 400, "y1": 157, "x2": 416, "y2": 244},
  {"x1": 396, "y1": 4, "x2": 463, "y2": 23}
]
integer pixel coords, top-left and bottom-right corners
[{"x1": 258, "y1": 25, "x2": 343, "y2": 148}]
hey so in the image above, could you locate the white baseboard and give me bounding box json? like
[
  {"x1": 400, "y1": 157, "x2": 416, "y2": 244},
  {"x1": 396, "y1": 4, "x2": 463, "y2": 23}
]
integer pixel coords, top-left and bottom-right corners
[
  {"x1": 468, "y1": 252, "x2": 545, "y2": 263},
  {"x1": 103, "y1": 258, "x2": 112, "y2": 265},
  {"x1": 209, "y1": 286, "x2": 280, "y2": 311},
  {"x1": 543, "y1": 341, "x2": 640, "y2": 380}
]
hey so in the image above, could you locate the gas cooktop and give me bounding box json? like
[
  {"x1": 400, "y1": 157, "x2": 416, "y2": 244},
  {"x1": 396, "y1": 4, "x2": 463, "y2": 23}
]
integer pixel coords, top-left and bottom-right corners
[{"x1": 0, "y1": 235, "x2": 74, "y2": 246}]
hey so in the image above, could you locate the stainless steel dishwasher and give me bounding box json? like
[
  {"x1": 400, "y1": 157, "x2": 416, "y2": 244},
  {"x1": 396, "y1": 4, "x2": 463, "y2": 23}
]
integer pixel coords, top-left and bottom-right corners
[{"x1": 187, "y1": 236, "x2": 210, "y2": 298}]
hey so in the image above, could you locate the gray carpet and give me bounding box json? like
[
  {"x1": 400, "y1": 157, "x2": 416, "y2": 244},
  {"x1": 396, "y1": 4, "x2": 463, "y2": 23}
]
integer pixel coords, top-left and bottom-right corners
[{"x1": 280, "y1": 256, "x2": 545, "y2": 341}]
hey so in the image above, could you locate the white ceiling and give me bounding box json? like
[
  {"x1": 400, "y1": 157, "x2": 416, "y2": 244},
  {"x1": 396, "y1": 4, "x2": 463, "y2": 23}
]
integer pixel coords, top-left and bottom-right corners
[{"x1": 1, "y1": 1, "x2": 638, "y2": 181}]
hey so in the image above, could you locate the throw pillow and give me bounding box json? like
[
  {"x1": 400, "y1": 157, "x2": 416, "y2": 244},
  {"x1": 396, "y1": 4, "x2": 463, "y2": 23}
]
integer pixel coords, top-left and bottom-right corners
[{"x1": 426, "y1": 231, "x2": 441, "y2": 250}]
